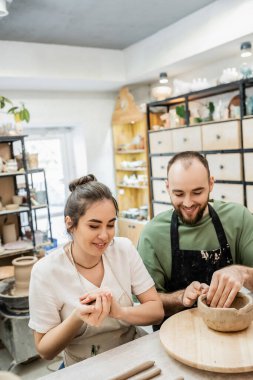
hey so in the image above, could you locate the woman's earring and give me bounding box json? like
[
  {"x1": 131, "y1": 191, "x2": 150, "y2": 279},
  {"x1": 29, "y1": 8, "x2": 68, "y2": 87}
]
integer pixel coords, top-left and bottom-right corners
[{"x1": 109, "y1": 238, "x2": 114, "y2": 246}]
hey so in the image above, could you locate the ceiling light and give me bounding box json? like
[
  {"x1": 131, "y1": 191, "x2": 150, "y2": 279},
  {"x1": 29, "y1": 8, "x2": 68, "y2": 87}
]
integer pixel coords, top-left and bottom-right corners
[
  {"x1": 240, "y1": 41, "x2": 252, "y2": 58},
  {"x1": 151, "y1": 73, "x2": 172, "y2": 101},
  {"x1": 159, "y1": 72, "x2": 169, "y2": 84},
  {"x1": 0, "y1": 0, "x2": 8, "y2": 17}
]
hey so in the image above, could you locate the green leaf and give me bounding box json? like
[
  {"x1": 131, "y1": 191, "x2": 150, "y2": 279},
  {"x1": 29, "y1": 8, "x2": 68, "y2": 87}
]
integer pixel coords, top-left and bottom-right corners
[
  {"x1": 23, "y1": 108, "x2": 30, "y2": 122},
  {"x1": 176, "y1": 105, "x2": 186, "y2": 119},
  {"x1": 208, "y1": 102, "x2": 215, "y2": 114},
  {"x1": 7, "y1": 106, "x2": 18, "y2": 114},
  {"x1": 0, "y1": 96, "x2": 12, "y2": 109}
]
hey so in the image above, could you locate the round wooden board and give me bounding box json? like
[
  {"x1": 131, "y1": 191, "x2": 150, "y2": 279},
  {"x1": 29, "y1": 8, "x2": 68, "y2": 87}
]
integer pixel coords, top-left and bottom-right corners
[
  {"x1": 0, "y1": 266, "x2": 14, "y2": 280},
  {"x1": 159, "y1": 308, "x2": 253, "y2": 373}
]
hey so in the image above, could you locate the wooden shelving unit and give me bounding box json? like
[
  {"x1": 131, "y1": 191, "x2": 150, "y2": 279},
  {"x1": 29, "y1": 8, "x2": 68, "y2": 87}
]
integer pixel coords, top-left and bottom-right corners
[
  {"x1": 146, "y1": 78, "x2": 253, "y2": 217},
  {"x1": 112, "y1": 88, "x2": 150, "y2": 246},
  {"x1": 0, "y1": 135, "x2": 52, "y2": 263}
]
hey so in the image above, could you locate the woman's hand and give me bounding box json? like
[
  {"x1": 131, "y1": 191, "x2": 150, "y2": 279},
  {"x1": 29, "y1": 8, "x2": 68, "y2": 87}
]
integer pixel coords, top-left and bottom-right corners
[{"x1": 79, "y1": 291, "x2": 112, "y2": 326}]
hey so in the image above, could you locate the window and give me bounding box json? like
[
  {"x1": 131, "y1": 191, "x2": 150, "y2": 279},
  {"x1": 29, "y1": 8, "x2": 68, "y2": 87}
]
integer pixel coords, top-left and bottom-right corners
[{"x1": 25, "y1": 127, "x2": 75, "y2": 245}]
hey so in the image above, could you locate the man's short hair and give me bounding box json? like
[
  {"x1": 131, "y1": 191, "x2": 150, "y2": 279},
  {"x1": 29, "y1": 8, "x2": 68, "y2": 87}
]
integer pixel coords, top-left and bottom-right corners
[{"x1": 167, "y1": 151, "x2": 210, "y2": 178}]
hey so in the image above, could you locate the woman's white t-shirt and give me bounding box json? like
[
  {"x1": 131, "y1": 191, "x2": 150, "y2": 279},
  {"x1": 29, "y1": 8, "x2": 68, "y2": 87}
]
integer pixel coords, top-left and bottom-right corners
[{"x1": 29, "y1": 237, "x2": 154, "y2": 365}]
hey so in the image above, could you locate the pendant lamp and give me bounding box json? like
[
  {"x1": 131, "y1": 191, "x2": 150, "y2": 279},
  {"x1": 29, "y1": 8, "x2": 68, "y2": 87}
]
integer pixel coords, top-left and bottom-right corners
[
  {"x1": 240, "y1": 41, "x2": 252, "y2": 58},
  {"x1": 0, "y1": 0, "x2": 8, "y2": 17},
  {"x1": 151, "y1": 72, "x2": 172, "y2": 101}
]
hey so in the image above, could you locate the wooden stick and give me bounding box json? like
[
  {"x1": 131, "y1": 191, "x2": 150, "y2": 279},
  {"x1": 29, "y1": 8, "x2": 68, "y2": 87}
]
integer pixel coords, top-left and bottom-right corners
[
  {"x1": 132, "y1": 367, "x2": 162, "y2": 380},
  {"x1": 107, "y1": 360, "x2": 155, "y2": 380}
]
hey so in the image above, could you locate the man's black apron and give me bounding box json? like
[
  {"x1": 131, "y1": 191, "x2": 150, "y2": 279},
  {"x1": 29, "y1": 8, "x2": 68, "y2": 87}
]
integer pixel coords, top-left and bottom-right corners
[
  {"x1": 153, "y1": 204, "x2": 233, "y2": 331},
  {"x1": 170, "y1": 203, "x2": 233, "y2": 291}
]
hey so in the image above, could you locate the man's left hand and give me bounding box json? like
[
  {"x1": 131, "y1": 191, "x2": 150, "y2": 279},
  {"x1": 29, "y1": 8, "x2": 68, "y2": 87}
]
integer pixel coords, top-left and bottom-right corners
[{"x1": 206, "y1": 265, "x2": 244, "y2": 308}]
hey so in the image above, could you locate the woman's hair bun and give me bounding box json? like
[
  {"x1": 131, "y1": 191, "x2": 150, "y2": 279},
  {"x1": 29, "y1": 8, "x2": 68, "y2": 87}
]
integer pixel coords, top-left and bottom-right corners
[{"x1": 69, "y1": 174, "x2": 97, "y2": 192}]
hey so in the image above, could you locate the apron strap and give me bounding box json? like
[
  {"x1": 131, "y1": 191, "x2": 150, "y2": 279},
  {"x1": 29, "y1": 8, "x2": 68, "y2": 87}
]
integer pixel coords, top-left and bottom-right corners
[
  {"x1": 208, "y1": 203, "x2": 229, "y2": 250},
  {"x1": 171, "y1": 210, "x2": 180, "y2": 252}
]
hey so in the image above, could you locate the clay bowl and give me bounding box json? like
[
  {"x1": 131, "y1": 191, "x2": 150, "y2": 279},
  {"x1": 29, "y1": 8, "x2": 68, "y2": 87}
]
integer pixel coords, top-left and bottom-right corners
[{"x1": 198, "y1": 292, "x2": 253, "y2": 332}]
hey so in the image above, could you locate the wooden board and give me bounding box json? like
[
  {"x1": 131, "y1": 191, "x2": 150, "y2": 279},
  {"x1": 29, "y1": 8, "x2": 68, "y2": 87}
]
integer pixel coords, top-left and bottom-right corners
[
  {"x1": 159, "y1": 308, "x2": 253, "y2": 373},
  {"x1": 0, "y1": 265, "x2": 14, "y2": 280}
]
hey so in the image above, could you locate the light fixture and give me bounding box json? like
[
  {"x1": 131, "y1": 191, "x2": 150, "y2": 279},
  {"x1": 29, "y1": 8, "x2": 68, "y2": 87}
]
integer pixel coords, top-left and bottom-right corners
[
  {"x1": 151, "y1": 72, "x2": 172, "y2": 100},
  {"x1": 0, "y1": 0, "x2": 12, "y2": 17},
  {"x1": 0, "y1": 0, "x2": 8, "y2": 17},
  {"x1": 159, "y1": 72, "x2": 169, "y2": 84},
  {"x1": 240, "y1": 41, "x2": 252, "y2": 58}
]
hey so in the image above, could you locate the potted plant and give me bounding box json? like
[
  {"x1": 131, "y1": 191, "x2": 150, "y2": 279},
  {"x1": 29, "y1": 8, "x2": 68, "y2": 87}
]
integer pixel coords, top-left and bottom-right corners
[
  {"x1": 176, "y1": 104, "x2": 186, "y2": 125},
  {"x1": 0, "y1": 95, "x2": 30, "y2": 135}
]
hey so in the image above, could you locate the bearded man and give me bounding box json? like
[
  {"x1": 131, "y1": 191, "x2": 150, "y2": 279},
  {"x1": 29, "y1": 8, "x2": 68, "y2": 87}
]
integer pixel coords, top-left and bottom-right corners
[{"x1": 138, "y1": 151, "x2": 253, "y2": 329}]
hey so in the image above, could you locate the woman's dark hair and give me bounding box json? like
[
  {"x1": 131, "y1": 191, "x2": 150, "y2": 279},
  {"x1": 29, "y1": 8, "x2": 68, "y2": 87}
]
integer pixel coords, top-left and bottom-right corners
[
  {"x1": 64, "y1": 174, "x2": 119, "y2": 232},
  {"x1": 167, "y1": 151, "x2": 210, "y2": 179}
]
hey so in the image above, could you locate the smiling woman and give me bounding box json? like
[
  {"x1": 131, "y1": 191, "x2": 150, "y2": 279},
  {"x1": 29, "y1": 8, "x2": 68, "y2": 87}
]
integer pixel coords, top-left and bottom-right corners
[{"x1": 28, "y1": 174, "x2": 164, "y2": 367}]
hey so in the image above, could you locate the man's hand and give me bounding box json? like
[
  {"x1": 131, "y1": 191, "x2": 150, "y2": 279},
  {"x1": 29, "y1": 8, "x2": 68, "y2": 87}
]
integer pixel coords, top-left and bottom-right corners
[
  {"x1": 206, "y1": 266, "x2": 245, "y2": 308},
  {"x1": 182, "y1": 281, "x2": 209, "y2": 307}
]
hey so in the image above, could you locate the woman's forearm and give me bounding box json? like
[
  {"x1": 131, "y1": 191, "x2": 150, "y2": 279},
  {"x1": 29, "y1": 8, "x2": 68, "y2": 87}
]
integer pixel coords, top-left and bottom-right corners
[
  {"x1": 35, "y1": 309, "x2": 83, "y2": 360},
  {"x1": 113, "y1": 300, "x2": 164, "y2": 326}
]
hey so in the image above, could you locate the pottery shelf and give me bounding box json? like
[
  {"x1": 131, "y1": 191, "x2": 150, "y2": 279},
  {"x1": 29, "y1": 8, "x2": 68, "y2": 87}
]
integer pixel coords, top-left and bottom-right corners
[
  {"x1": 116, "y1": 168, "x2": 147, "y2": 172},
  {"x1": 0, "y1": 206, "x2": 30, "y2": 216},
  {"x1": 117, "y1": 184, "x2": 148, "y2": 189},
  {"x1": 112, "y1": 88, "x2": 151, "y2": 246},
  {"x1": 0, "y1": 135, "x2": 53, "y2": 262},
  {"x1": 115, "y1": 149, "x2": 146, "y2": 154},
  {"x1": 0, "y1": 168, "x2": 45, "y2": 178},
  {"x1": 147, "y1": 77, "x2": 253, "y2": 216},
  {"x1": 0, "y1": 205, "x2": 49, "y2": 216},
  {"x1": 0, "y1": 247, "x2": 33, "y2": 259}
]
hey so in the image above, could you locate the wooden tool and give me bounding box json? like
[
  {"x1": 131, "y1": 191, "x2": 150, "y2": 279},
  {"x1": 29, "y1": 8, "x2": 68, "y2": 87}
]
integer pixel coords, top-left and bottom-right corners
[
  {"x1": 159, "y1": 308, "x2": 253, "y2": 373},
  {"x1": 108, "y1": 360, "x2": 156, "y2": 380}
]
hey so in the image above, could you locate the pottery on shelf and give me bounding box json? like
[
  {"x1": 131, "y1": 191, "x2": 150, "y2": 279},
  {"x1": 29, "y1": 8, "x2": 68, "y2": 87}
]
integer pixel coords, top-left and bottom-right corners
[
  {"x1": 11, "y1": 256, "x2": 38, "y2": 297},
  {"x1": 5, "y1": 203, "x2": 19, "y2": 211},
  {"x1": 198, "y1": 292, "x2": 253, "y2": 332},
  {"x1": 2, "y1": 223, "x2": 17, "y2": 244}
]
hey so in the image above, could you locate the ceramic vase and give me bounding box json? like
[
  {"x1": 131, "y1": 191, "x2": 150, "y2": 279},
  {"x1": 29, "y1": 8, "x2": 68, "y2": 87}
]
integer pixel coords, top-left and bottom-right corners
[
  {"x1": 11, "y1": 256, "x2": 38, "y2": 296},
  {"x1": 2, "y1": 224, "x2": 17, "y2": 244}
]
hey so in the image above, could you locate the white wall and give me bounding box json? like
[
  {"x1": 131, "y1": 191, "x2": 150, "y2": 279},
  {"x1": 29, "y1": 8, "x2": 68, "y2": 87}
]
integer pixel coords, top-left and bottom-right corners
[{"x1": 2, "y1": 90, "x2": 117, "y2": 192}]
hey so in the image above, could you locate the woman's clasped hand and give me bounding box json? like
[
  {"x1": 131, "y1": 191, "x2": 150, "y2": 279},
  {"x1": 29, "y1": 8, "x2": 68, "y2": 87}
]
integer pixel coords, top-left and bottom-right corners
[{"x1": 77, "y1": 290, "x2": 113, "y2": 326}]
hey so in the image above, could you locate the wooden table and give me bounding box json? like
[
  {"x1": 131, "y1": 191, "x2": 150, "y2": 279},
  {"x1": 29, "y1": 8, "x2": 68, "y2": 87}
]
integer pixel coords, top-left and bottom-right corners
[{"x1": 38, "y1": 330, "x2": 253, "y2": 380}]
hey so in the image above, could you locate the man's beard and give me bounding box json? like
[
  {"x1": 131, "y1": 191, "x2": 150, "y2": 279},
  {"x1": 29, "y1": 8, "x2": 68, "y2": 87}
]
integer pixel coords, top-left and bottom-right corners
[{"x1": 173, "y1": 200, "x2": 209, "y2": 225}]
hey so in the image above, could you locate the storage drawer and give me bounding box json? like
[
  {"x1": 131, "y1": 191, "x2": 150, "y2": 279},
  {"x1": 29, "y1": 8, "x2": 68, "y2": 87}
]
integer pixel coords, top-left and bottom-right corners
[
  {"x1": 243, "y1": 118, "x2": 253, "y2": 148},
  {"x1": 244, "y1": 153, "x2": 253, "y2": 181},
  {"x1": 149, "y1": 130, "x2": 173, "y2": 154},
  {"x1": 151, "y1": 156, "x2": 171, "y2": 178},
  {"x1": 153, "y1": 202, "x2": 173, "y2": 216},
  {"x1": 152, "y1": 179, "x2": 170, "y2": 203},
  {"x1": 206, "y1": 153, "x2": 242, "y2": 181},
  {"x1": 117, "y1": 219, "x2": 146, "y2": 247},
  {"x1": 202, "y1": 121, "x2": 241, "y2": 150},
  {"x1": 246, "y1": 186, "x2": 253, "y2": 213},
  {"x1": 172, "y1": 126, "x2": 202, "y2": 152},
  {"x1": 211, "y1": 184, "x2": 243, "y2": 204}
]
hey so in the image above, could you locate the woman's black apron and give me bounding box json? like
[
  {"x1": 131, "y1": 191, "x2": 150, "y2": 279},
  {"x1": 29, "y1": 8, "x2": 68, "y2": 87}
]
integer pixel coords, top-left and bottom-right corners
[{"x1": 153, "y1": 204, "x2": 233, "y2": 331}]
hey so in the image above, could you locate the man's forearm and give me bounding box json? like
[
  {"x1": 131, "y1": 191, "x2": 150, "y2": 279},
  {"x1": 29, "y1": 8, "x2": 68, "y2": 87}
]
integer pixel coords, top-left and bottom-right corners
[
  {"x1": 242, "y1": 266, "x2": 253, "y2": 291},
  {"x1": 159, "y1": 290, "x2": 185, "y2": 317}
]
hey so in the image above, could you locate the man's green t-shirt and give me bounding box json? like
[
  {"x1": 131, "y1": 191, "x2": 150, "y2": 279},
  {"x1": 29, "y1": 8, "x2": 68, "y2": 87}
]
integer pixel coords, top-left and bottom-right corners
[{"x1": 138, "y1": 201, "x2": 253, "y2": 293}]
